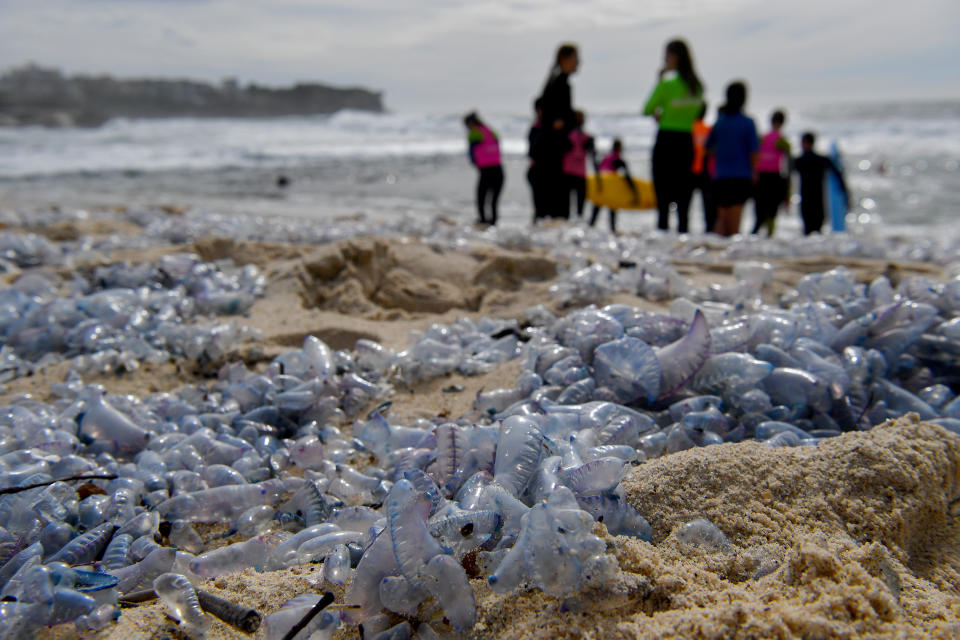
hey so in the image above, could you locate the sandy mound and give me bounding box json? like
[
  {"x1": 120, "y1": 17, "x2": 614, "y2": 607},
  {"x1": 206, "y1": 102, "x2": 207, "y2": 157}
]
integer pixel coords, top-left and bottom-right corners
[
  {"x1": 297, "y1": 237, "x2": 557, "y2": 316},
  {"x1": 470, "y1": 416, "x2": 960, "y2": 639}
]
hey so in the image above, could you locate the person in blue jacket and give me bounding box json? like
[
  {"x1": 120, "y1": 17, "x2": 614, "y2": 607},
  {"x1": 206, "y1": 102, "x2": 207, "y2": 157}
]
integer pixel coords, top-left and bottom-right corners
[{"x1": 705, "y1": 81, "x2": 758, "y2": 236}]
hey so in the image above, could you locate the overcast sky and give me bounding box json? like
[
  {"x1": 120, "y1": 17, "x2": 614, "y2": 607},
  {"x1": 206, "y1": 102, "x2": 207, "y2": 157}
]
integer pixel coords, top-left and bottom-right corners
[{"x1": 1, "y1": 0, "x2": 958, "y2": 115}]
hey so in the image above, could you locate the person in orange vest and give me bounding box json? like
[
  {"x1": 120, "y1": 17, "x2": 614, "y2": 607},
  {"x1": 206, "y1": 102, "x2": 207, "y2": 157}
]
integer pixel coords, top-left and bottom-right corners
[
  {"x1": 464, "y1": 112, "x2": 504, "y2": 225},
  {"x1": 690, "y1": 104, "x2": 716, "y2": 233},
  {"x1": 562, "y1": 110, "x2": 598, "y2": 220}
]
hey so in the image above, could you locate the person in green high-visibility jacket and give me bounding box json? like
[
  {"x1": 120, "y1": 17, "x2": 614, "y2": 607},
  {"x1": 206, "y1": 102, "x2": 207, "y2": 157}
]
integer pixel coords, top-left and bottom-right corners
[{"x1": 643, "y1": 38, "x2": 705, "y2": 234}]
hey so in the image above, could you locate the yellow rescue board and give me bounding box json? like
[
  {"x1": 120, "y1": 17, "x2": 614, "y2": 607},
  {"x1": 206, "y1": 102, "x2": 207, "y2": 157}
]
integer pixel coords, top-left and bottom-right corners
[{"x1": 586, "y1": 173, "x2": 657, "y2": 210}]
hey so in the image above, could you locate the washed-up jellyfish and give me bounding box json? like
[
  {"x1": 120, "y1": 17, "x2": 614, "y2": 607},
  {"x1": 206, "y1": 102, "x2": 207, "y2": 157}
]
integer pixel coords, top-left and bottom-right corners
[
  {"x1": 488, "y1": 487, "x2": 618, "y2": 597},
  {"x1": 675, "y1": 518, "x2": 730, "y2": 553},
  {"x1": 592, "y1": 337, "x2": 660, "y2": 404}
]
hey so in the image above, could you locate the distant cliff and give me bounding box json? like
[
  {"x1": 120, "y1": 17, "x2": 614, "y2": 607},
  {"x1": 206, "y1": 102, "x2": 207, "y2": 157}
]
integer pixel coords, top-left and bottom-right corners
[{"x1": 0, "y1": 64, "x2": 384, "y2": 127}]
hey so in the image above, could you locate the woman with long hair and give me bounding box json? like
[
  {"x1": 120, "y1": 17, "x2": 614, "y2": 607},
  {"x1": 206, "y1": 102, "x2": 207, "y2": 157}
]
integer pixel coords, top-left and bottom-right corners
[
  {"x1": 535, "y1": 43, "x2": 580, "y2": 219},
  {"x1": 643, "y1": 38, "x2": 704, "y2": 233}
]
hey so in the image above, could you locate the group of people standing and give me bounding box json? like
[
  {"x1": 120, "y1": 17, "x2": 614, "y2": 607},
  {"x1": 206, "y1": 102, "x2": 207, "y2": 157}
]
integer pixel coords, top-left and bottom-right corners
[
  {"x1": 465, "y1": 38, "x2": 849, "y2": 236},
  {"x1": 525, "y1": 47, "x2": 640, "y2": 232}
]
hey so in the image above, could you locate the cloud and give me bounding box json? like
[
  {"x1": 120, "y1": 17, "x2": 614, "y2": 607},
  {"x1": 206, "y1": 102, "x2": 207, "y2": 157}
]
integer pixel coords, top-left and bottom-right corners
[
  {"x1": 162, "y1": 27, "x2": 197, "y2": 48},
  {"x1": 0, "y1": 0, "x2": 956, "y2": 112}
]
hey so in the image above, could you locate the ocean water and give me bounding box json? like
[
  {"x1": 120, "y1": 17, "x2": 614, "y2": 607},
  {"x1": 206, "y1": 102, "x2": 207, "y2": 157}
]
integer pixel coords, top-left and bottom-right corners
[{"x1": 0, "y1": 100, "x2": 957, "y2": 235}]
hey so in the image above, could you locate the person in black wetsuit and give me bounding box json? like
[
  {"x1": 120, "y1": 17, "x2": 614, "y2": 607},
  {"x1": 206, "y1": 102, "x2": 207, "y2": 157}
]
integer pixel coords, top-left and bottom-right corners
[
  {"x1": 794, "y1": 131, "x2": 849, "y2": 235},
  {"x1": 527, "y1": 98, "x2": 546, "y2": 223},
  {"x1": 535, "y1": 43, "x2": 579, "y2": 220}
]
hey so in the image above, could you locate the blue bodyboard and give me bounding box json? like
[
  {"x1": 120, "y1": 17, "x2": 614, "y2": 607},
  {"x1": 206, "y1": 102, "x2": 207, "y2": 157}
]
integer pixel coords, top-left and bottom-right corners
[{"x1": 827, "y1": 142, "x2": 847, "y2": 232}]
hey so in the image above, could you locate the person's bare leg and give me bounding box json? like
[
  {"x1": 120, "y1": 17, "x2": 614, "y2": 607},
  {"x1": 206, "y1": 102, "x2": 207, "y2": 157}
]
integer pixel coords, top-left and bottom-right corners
[
  {"x1": 729, "y1": 204, "x2": 744, "y2": 236},
  {"x1": 715, "y1": 206, "x2": 730, "y2": 236}
]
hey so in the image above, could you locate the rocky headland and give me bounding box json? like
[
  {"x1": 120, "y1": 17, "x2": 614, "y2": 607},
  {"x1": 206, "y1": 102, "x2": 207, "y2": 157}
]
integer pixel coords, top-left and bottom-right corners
[{"x1": 0, "y1": 64, "x2": 384, "y2": 127}]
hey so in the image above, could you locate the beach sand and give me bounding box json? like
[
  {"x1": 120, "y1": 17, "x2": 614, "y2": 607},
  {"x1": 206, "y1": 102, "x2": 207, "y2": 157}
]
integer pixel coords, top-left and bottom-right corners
[{"x1": 14, "y1": 224, "x2": 959, "y2": 639}]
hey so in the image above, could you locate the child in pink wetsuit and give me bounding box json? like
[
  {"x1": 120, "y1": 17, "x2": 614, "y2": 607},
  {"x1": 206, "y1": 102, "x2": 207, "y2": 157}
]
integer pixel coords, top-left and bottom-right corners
[
  {"x1": 752, "y1": 110, "x2": 791, "y2": 236},
  {"x1": 464, "y1": 112, "x2": 504, "y2": 225},
  {"x1": 588, "y1": 138, "x2": 638, "y2": 233},
  {"x1": 562, "y1": 110, "x2": 597, "y2": 219}
]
